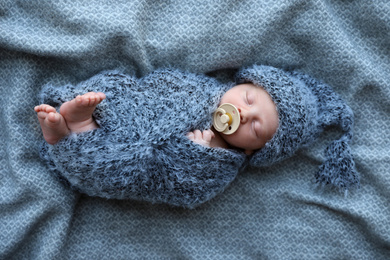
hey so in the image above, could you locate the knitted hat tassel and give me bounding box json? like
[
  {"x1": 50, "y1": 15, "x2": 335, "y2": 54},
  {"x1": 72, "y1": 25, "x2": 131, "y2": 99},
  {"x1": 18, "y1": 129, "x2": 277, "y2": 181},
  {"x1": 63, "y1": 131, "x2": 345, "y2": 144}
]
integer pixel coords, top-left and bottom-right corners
[{"x1": 316, "y1": 133, "x2": 359, "y2": 192}]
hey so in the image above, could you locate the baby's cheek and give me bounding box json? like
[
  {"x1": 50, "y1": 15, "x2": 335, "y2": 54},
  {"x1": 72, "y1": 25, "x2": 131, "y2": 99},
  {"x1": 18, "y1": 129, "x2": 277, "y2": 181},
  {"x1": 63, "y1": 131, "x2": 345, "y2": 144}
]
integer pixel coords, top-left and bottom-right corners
[{"x1": 221, "y1": 129, "x2": 248, "y2": 149}]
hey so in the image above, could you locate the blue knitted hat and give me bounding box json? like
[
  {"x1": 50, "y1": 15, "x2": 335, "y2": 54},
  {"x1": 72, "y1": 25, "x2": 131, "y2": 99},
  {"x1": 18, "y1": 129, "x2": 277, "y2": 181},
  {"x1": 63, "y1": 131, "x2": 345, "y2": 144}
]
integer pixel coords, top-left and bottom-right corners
[{"x1": 236, "y1": 65, "x2": 359, "y2": 191}]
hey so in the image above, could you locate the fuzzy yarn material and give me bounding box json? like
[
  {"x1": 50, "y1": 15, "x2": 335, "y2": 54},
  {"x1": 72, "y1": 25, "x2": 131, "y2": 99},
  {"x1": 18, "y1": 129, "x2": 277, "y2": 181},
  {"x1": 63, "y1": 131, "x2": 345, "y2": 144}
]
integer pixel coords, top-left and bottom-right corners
[
  {"x1": 39, "y1": 69, "x2": 247, "y2": 208},
  {"x1": 40, "y1": 65, "x2": 359, "y2": 208},
  {"x1": 236, "y1": 65, "x2": 359, "y2": 191}
]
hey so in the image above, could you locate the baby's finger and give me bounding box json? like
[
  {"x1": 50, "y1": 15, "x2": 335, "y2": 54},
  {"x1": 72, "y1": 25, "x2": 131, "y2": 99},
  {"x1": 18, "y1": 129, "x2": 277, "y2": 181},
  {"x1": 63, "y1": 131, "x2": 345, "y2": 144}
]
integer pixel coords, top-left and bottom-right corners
[
  {"x1": 193, "y1": 130, "x2": 202, "y2": 140},
  {"x1": 97, "y1": 92, "x2": 106, "y2": 100},
  {"x1": 202, "y1": 130, "x2": 214, "y2": 143},
  {"x1": 186, "y1": 132, "x2": 195, "y2": 141}
]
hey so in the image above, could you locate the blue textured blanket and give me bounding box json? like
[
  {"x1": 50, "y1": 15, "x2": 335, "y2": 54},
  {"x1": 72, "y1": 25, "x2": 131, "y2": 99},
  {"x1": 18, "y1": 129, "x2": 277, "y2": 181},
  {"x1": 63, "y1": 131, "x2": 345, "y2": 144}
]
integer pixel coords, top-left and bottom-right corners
[{"x1": 1, "y1": 1, "x2": 389, "y2": 259}]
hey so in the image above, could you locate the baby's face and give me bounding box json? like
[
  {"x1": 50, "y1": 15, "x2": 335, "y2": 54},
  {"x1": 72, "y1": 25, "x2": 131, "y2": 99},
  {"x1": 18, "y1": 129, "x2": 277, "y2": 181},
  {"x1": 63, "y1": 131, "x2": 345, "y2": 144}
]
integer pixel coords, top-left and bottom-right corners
[{"x1": 218, "y1": 83, "x2": 279, "y2": 155}]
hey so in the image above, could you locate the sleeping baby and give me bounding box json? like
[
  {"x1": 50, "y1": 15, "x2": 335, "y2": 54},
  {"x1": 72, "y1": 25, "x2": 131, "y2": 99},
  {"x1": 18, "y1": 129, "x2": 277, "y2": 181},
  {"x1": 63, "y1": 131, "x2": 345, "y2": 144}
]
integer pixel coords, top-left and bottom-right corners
[{"x1": 35, "y1": 65, "x2": 359, "y2": 208}]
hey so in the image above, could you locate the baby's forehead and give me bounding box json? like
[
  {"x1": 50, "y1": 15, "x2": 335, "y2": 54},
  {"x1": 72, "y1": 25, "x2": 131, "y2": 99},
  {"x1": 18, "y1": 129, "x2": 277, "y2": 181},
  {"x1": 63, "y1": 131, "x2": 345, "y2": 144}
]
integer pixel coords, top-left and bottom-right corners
[
  {"x1": 235, "y1": 83, "x2": 267, "y2": 92},
  {"x1": 234, "y1": 83, "x2": 258, "y2": 89},
  {"x1": 234, "y1": 83, "x2": 271, "y2": 98}
]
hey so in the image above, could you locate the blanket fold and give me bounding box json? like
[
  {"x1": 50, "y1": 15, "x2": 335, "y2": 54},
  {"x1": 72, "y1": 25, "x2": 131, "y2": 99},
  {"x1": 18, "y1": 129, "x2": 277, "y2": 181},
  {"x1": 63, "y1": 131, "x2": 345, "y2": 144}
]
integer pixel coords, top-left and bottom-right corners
[{"x1": 2, "y1": 0, "x2": 390, "y2": 259}]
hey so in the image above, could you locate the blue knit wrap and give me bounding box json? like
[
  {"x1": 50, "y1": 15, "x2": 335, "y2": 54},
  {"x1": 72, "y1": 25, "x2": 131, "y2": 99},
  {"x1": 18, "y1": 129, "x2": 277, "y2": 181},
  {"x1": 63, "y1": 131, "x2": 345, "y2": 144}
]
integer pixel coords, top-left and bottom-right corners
[
  {"x1": 40, "y1": 69, "x2": 247, "y2": 208},
  {"x1": 39, "y1": 66, "x2": 359, "y2": 208}
]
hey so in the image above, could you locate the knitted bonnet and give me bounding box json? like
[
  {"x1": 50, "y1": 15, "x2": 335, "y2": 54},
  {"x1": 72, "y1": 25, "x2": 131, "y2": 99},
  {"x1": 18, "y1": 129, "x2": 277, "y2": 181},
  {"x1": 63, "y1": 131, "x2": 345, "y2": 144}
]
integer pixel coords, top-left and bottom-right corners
[{"x1": 235, "y1": 65, "x2": 359, "y2": 191}]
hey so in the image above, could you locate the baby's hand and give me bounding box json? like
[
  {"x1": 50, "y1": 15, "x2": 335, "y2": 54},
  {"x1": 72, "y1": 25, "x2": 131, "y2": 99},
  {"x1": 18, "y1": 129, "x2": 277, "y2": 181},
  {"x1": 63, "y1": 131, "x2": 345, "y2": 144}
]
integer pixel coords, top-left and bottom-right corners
[{"x1": 187, "y1": 129, "x2": 215, "y2": 148}]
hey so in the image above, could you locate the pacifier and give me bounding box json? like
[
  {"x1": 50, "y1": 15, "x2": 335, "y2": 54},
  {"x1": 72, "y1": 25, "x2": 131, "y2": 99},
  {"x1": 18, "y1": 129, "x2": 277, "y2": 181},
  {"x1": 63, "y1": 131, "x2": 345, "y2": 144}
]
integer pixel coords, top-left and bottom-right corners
[{"x1": 213, "y1": 103, "x2": 240, "y2": 135}]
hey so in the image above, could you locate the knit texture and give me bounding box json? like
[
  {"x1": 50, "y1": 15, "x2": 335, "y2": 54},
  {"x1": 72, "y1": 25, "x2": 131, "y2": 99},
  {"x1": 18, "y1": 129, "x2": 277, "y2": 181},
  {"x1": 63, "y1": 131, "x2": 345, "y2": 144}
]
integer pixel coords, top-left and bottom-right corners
[
  {"x1": 40, "y1": 69, "x2": 246, "y2": 208},
  {"x1": 236, "y1": 65, "x2": 359, "y2": 191},
  {"x1": 2, "y1": 1, "x2": 390, "y2": 259},
  {"x1": 40, "y1": 65, "x2": 358, "y2": 207}
]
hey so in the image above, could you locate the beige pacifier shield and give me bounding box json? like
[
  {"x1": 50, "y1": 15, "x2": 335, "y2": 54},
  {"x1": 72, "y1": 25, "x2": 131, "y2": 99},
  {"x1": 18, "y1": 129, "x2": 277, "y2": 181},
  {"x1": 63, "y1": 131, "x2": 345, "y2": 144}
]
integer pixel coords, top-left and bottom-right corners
[{"x1": 213, "y1": 103, "x2": 240, "y2": 135}]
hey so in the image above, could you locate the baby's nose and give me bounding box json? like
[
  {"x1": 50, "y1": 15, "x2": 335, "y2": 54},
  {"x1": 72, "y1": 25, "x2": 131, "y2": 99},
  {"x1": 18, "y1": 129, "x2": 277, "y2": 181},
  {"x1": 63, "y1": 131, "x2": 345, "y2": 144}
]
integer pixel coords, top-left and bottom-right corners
[{"x1": 239, "y1": 109, "x2": 249, "y2": 124}]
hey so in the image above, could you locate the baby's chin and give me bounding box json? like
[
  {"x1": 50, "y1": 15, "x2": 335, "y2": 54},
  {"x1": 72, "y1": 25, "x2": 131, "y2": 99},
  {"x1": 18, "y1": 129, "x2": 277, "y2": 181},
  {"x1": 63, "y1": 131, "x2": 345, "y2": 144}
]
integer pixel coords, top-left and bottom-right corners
[
  {"x1": 221, "y1": 134, "x2": 263, "y2": 152},
  {"x1": 244, "y1": 150, "x2": 255, "y2": 155},
  {"x1": 219, "y1": 134, "x2": 257, "y2": 155}
]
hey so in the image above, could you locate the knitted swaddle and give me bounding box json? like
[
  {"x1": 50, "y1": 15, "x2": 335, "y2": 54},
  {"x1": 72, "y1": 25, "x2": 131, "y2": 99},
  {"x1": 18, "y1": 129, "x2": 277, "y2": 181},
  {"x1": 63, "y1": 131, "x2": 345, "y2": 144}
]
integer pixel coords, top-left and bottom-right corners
[
  {"x1": 39, "y1": 69, "x2": 247, "y2": 208},
  {"x1": 39, "y1": 66, "x2": 358, "y2": 208}
]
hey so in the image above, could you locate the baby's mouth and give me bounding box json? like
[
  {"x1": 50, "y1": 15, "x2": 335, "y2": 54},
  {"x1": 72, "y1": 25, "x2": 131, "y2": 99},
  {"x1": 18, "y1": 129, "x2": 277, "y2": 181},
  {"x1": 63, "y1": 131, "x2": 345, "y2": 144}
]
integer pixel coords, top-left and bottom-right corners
[{"x1": 212, "y1": 103, "x2": 241, "y2": 135}]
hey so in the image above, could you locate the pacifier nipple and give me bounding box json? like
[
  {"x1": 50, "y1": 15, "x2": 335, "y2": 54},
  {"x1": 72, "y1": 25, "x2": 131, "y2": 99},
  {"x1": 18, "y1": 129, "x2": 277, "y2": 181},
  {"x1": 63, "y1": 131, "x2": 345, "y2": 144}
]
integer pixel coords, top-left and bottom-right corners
[{"x1": 213, "y1": 103, "x2": 240, "y2": 135}]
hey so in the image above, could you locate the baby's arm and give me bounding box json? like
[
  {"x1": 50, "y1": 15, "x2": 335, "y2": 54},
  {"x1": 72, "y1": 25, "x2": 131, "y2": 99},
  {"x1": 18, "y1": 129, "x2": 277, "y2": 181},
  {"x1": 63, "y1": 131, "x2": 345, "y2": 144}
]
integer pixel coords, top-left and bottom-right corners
[{"x1": 187, "y1": 129, "x2": 229, "y2": 149}]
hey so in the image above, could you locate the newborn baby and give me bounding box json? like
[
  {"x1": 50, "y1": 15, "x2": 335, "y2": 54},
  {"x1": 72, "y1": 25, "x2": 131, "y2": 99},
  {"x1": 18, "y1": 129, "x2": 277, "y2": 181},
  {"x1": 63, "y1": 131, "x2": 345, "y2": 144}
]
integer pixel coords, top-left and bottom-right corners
[
  {"x1": 36, "y1": 65, "x2": 359, "y2": 208},
  {"x1": 35, "y1": 83, "x2": 279, "y2": 154}
]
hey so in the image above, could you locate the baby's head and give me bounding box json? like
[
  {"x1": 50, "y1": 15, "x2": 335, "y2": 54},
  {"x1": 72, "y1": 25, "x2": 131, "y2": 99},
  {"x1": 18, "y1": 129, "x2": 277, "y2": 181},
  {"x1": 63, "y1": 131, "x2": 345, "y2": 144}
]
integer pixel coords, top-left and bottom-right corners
[
  {"x1": 218, "y1": 83, "x2": 279, "y2": 155},
  {"x1": 218, "y1": 65, "x2": 359, "y2": 190}
]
